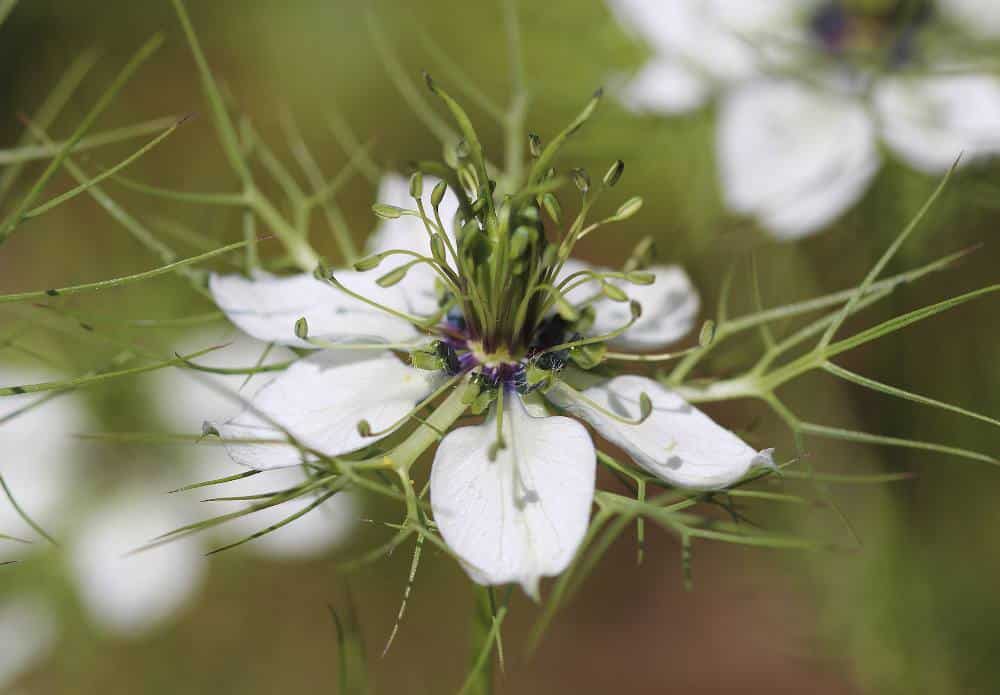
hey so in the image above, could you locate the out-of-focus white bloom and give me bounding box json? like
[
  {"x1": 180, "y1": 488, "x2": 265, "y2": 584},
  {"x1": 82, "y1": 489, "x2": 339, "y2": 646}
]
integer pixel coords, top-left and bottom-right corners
[
  {"x1": 939, "y1": 0, "x2": 1000, "y2": 38},
  {"x1": 718, "y1": 79, "x2": 880, "y2": 238},
  {"x1": 0, "y1": 597, "x2": 56, "y2": 690},
  {"x1": 606, "y1": 0, "x2": 805, "y2": 112},
  {"x1": 608, "y1": 0, "x2": 1000, "y2": 238},
  {"x1": 68, "y1": 483, "x2": 206, "y2": 637},
  {"x1": 0, "y1": 367, "x2": 89, "y2": 559}
]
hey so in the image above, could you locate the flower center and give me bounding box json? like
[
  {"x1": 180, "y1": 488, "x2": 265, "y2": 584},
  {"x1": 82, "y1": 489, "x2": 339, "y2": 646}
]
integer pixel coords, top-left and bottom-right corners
[{"x1": 810, "y1": 0, "x2": 933, "y2": 68}]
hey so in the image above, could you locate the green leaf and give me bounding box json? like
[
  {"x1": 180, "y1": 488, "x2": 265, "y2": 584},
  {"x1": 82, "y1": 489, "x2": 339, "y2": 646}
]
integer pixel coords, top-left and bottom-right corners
[
  {"x1": 0, "y1": 240, "x2": 250, "y2": 305},
  {"x1": 171, "y1": 0, "x2": 251, "y2": 184},
  {"x1": 799, "y1": 422, "x2": 997, "y2": 465},
  {"x1": 823, "y1": 362, "x2": 1000, "y2": 428},
  {"x1": 0, "y1": 344, "x2": 225, "y2": 396},
  {"x1": 0, "y1": 34, "x2": 164, "y2": 245},
  {"x1": 528, "y1": 89, "x2": 602, "y2": 185},
  {"x1": 0, "y1": 473, "x2": 58, "y2": 546},
  {"x1": 819, "y1": 159, "x2": 957, "y2": 348},
  {"x1": 24, "y1": 117, "x2": 187, "y2": 219}
]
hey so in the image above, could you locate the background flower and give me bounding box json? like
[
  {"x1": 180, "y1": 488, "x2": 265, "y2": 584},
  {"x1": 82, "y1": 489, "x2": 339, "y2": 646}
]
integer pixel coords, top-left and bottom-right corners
[{"x1": 609, "y1": 0, "x2": 1000, "y2": 238}]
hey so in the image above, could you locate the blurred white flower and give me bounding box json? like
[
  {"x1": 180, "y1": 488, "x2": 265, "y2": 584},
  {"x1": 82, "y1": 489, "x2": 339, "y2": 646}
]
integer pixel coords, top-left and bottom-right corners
[
  {"x1": 606, "y1": 0, "x2": 804, "y2": 112},
  {"x1": 68, "y1": 483, "x2": 206, "y2": 637},
  {"x1": 0, "y1": 596, "x2": 56, "y2": 691},
  {"x1": 608, "y1": 0, "x2": 1000, "y2": 238},
  {"x1": 0, "y1": 367, "x2": 89, "y2": 558}
]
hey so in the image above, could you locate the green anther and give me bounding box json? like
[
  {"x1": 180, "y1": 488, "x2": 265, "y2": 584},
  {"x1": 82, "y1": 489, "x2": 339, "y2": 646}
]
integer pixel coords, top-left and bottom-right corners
[
  {"x1": 431, "y1": 179, "x2": 448, "y2": 209},
  {"x1": 377, "y1": 263, "x2": 413, "y2": 288},
  {"x1": 603, "y1": 159, "x2": 624, "y2": 187},
  {"x1": 471, "y1": 388, "x2": 497, "y2": 415},
  {"x1": 509, "y1": 226, "x2": 536, "y2": 259},
  {"x1": 699, "y1": 320, "x2": 716, "y2": 347},
  {"x1": 294, "y1": 316, "x2": 309, "y2": 340},
  {"x1": 601, "y1": 282, "x2": 629, "y2": 302},
  {"x1": 410, "y1": 347, "x2": 444, "y2": 371},
  {"x1": 409, "y1": 171, "x2": 423, "y2": 198},
  {"x1": 528, "y1": 133, "x2": 542, "y2": 157},
  {"x1": 552, "y1": 292, "x2": 579, "y2": 321},
  {"x1": 430, "y1": 234, "x2": 447, "y2": 264},
  {"x1": 541, "y1": 192, "x2": 562, "y2": 224},
  {"x1": 569, "y1": 342, "x2": 606, "y2": 370},
  {"x1": 614, "y1": 196, "x2": 643, "y2": 221},
  {"x1": 373, "y1": 203, "x2": 405, "y2": 219},
  {"x1": 353, "y1": 253, "x2": 384, "y2": 271},
  {"x1": 625, "y1": 271, "x2": 655, "y2": 285}
]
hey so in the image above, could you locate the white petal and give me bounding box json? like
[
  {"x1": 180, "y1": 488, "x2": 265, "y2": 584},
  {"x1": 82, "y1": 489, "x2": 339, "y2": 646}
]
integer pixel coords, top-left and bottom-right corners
[
  {"x1": 0, "y1": 367, "x2": 90, "y2": 557},
  {"x1": 607, "y1": 0, "x2": 804, "y2": 84},
  {"x1": 616, "y1": 58, "x2": 710, "y2": 114},
  {"x1": 875, "y1": 74, "x2": 1000, "y2": 174},
  {"x1": 546, "y1": 375, "x2": 771, "y2": 489},
  {"x1": 718, "y1": 80, "x2": 879, "y2": 239},
  {"x1": 560, "y1": 260, "x2": 700, "y2": 349},
  {"x1": 69, "y1": 487, "x2": 206, "y2": 637},
  {"x1": 209, "y1": 269, "x2": 419, "y2": 348},
  {"x1": 592, "y1": 265, "x2": 700, "y2": 349},
  {"x1": 0, "y1": 597, "x2": 56, "y2": 688},
  {"x1": 148, "y1": 344, "x2": 363, "y2": 559},
  {"x1": 217, "y1": 351, "x2": 439, "y2": 469},
  {"x1": 939, "y1": 0, "x2": 1000, "y2": 39},
  {"x1": 431, "y1": 394, "x2": 595, "y2": 597},
  {"x1": 213, "y1": 465, "x2": 361, "y2": 559},
  {"x1": 365, "y1": 173, "x2": 461, "y2": 315}
]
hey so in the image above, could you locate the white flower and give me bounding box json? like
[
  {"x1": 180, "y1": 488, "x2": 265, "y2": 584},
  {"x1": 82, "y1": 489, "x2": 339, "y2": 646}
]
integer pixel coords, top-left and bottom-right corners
[
  {"x1": 68, "y1": 482, "x2": 207, "y2": 637},
  {"x1": 608, "y1": 0, "x2": 1000, "y2": 238},
  {"x1": 0, "y1": 367, "x2": 88, "y2": 558},
  {"x1": 152, "y1": 333, "x2": 361, "y2": 560},
  {"x1": 0, "y1": 367, "x2": 203, "y2": 647},
  {"x1": 606, "y1": 0, "x2": 804, "y2": 113},
  {"x1": 0, "y1": 597, "x2": 56, "y2": 691},
  {"x1": 205, "y1": 174, "x2": 772, "y2": 597}
]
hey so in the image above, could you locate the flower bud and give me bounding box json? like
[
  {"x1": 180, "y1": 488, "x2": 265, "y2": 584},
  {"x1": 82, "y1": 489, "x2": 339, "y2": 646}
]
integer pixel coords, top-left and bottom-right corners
[{"x1": 571, "y1": 168, "x2": 590, "y2": 194}]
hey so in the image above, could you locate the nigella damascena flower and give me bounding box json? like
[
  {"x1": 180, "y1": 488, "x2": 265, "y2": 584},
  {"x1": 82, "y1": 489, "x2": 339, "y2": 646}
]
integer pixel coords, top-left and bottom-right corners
[
  {"x1": 206, "y1": 161, "x2": 773, "y2": 598},
  {"x1": 608, "y1": 0, "x2": 1000, "y2": 238}
]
